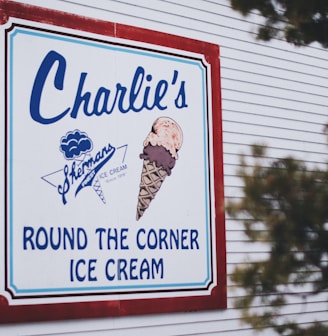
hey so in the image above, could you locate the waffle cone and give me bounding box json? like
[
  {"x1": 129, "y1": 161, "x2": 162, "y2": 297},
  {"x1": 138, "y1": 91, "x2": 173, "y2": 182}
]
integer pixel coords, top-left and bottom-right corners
[
  {"x1": 136, "y1": 159, "x2": 168, "y2": 220},
  {"x1": 93, "y1": 177, "x2": 106, "y2": 204}
]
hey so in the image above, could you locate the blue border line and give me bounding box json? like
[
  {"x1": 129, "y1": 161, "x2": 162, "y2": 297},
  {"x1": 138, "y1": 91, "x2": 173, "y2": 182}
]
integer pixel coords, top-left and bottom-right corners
[{"x1": 7, "y1": 26, "x2": 212, "y2": 296}]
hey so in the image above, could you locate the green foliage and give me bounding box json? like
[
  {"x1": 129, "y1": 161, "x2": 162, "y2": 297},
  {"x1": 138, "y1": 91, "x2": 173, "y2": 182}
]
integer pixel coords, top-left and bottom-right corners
[
  {"x1": 230, "y1": 0, "x2": 328, "y2": 47},
  {"x1": 227, "y1": 145, "x2": 328, "y2": 334}
]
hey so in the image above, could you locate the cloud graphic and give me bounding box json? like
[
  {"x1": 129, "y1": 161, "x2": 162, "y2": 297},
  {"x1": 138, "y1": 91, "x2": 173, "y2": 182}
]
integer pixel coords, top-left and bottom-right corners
[{"x1": 60, "y1": 130, "x2": 93, "y2": 159}]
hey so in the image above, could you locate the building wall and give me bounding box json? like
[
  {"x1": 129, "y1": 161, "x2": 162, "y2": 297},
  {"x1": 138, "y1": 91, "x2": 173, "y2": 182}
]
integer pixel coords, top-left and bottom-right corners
[{"x1": 2, "y1": 0, "x2": 328, "y2": 335}]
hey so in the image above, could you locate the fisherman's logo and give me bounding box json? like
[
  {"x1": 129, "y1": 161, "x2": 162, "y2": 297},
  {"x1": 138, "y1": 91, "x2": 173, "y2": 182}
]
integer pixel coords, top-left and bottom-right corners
[{"x1": 42, "y1": 130, "x2": 127, "y2": 205}]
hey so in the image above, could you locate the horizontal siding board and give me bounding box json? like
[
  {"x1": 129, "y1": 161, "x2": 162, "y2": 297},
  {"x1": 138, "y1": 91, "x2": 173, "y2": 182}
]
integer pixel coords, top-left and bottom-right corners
[
  {"x1": 223, "y1": 132, "x2": 328, "y2": 154},
  {"x1": 222, "y1": 68, "x2": 328, "y2": 97},
  {"x1": 222, "y1": 102, "x2": 328, "y2": 124},
  {"x1": 223, "y1": 80, "x2": 328, "y2": 107},
  {"x1": 221, "y1": 56, "x2": 328, "y2": 88},
  {"x1": 221, "y1": 47, "x2": 328, "y2": 78},
  {"x1": 222, "y1": 91, "x2": 328, "y2": 116},
  {"x1": 223, "y1": 153, "x2": 328, "y2": 168},
  {"x1": 223, "y1": 144, "x2": 328, "y2": 166},
  {"x1": 223, "y1": 111, "x2": 325, "y2": 133},
  {"x1": 227, "y1": 251, "x2": 270, "y2": 264},
  {"x1": 223, "y1": 121, "x2": 326, "y2": 144},
  {"x1": 227, "y1": 241, "x2": 271, "y2": 253}
]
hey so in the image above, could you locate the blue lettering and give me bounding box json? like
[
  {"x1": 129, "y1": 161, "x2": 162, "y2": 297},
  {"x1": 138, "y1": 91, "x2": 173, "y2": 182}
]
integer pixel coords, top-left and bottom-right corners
[
  {"x1": 104, "y1": 258, "x2": 163, "y2": 281},
  {"x1": 30, "y1": 50, "x2": 187, "y2": 125},
  {"x1": 143, "y1": 74, "x2": 152, "y2": 107},
  {"x1": 70, "y1": 259, "x2": 97, "y2": 282},
  {"x1": 49, "y1": 227, "x2": 61, "y2": 250},
  {"x1": 154, "y1": 79, "x2": 168, "y2": 110},
  {"x1": 172, "y1": 69, "x2": 188, "y2": 108},
  {"x1": 63, "y1": 227, "x2": 74, "y2": 249},
  {"x1": 30, "y1": 50, "x2": 70, "y2": 124},
  {"x1": 105, "y1": 259, "x2": 115, "y2": 280},
  {"x1": 136, "y1": 228, "x2": 146, "y2": 250},
  {"x1": 118, "y1": 259, "x2": 128, "y2": 280},
  {"x1": 57, "y1": 144, "x2": 115, "y2": 204},
  {"x1": 152, "y1": 258, "x2": 164, "y2": 279},
  {"x1": 95, "y1": 227, "x2": 106, "y2": 250},
  {"x1": 35, "y1": 227, "x2": 48, "y2": 250},
  {"x1": 139, "y1": 259, "x2": 150, "y2": 279},
  {"x1": 174, "y1": 80, "x2": 188, "y2": 108},
  {"x1": 114, "y1": 83, "x2": 128, "y2": 112},
  {"x1": 88, "y1": 259, "x2": 97, "y2": 281},
  {"x1": 57, "y1": 164, "x2": 70, "y2": 205},
  {"x1": 181, "y1": 229, "x2": 188, "y2": 249},
  {"x1": 129, "y1": 258, "x2": 138, "y2": 280},
  {"x1": 93, "y1": 87, "x2": 111, "y2": 115},
  {"x1": 121, "y1": 228, "x2": 129, "y2": 250},
  {"x1": 75, "y1": 259, "x2": 86, "y2": 281},
  {"x1": 159, "y1": 229, "x2": 168, "y2": 249},
  {"x1": 95, "y1": 227, "x2": 129, "y2": 250},
  {"x1": 147, "y1": 229, "x2": 158, "y2": 250},
  {"x1": 22, "y1": 226, "x2": 88, "y2": 250},
  {"x1": 107, "y1": 228, "x2": 119, "y2": 249},
  {"x1": 129, "y1": 66, "x2": 144, "y2": 112},
  {"x1": 70, "y1": 72, "x2": 92, "y2": 118},
  {"x1": 191, "y1": 229, "x2": 199, "y2": 249},
  {"x1": 23, "y1": 226, "x2": 35, "y2": 250},
  {"x1": 170, "y1": 229, "x2": 179, "y2": 249},
  {"x1": 70, "y1": 259, "x2": 74, "y2": 282},
  {"x1": 136, "y1": 228, "x2": 199, "y2": 250},
  {"x1": 77, "y1": 228, "x2": 88, "y2": 249}
]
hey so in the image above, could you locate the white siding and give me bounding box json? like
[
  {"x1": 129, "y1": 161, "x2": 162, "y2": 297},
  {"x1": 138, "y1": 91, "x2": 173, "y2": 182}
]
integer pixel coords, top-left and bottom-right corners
[{"x1": 2, "y1": 0, "x2": 328, "y2": 335}]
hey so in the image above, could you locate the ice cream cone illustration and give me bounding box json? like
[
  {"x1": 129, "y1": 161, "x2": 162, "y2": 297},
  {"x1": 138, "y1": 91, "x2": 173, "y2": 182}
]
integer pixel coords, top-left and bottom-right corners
[
  {"x1": 93, "y1": 176, "x2": 106, "y2": 204},
  {"x1": 136, "y1": 117, "x2": 183, "y2": 220}
]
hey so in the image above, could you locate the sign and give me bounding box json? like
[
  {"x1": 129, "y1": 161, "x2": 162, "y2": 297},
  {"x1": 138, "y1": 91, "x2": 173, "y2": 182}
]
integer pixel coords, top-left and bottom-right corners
[{"x1": 0, "y1": 0, "x2": 226, "y2": 323}]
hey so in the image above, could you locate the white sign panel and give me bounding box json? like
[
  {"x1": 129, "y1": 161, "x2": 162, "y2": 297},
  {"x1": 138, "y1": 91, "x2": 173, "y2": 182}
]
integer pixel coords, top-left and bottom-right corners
[{"x1": 1, "y1": 1, "x2": 225, "y2": 322}]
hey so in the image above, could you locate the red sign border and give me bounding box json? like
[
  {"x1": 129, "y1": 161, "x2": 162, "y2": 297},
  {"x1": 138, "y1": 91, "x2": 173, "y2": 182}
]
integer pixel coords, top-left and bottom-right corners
[{"x1": 0, "y1": 0, "x2": 226, "y2": 323}]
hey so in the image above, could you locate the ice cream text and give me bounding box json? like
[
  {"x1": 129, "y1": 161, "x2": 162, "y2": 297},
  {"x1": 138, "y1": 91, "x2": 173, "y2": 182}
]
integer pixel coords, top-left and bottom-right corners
[{"x1": 23, "y1": 226, "x2": 200, "y2": 282}]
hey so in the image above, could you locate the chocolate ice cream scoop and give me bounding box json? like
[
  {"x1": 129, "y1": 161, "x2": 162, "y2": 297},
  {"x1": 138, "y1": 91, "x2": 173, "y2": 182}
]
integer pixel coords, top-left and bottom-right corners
[{"x1": 140, "y1": 144, "x2": 176, "y2": 176}]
